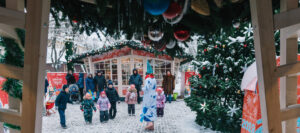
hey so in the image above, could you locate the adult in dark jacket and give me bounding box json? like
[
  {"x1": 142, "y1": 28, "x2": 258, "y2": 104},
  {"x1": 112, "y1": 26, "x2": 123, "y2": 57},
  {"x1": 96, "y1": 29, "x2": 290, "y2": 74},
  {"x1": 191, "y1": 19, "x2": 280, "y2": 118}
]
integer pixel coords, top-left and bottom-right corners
[
  {"x1": 105, "y1": 81, "x2": 120, "y2": 119},
  {"x1": 77, "y1": 73, "x2": 84, "y2": 102},
  {"x1": 129, "y1": 68, "x2": 143, "y2": 104},
  {"x1": 66, "y1": 70, "x2": 76, "y2": 85},
  {"x1": 93, "y1": 71, "x2": 107, "y2": 99},
  {"x1": 45, "y1": 78, "x2": 49, "y2": 95},
  {"x1": 162, "y1": 70, "x2": 175, "y2": 103},
  {"x1": 85, "y1": 74, "x2": 95, "y2": 93},
  {"x1": 55, "y1": 85, "x2": 72, "y2": 129}
]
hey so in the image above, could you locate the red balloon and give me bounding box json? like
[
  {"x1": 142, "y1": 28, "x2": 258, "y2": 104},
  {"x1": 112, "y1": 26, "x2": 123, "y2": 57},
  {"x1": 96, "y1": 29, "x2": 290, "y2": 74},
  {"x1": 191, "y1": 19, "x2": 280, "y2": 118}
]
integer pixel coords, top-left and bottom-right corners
[
  {"x1": 174, "y1": 30, "x2": 190, "y2": 41},
  {"x1": 162, "y1": 2, "x2": 182, "y2": 19}
]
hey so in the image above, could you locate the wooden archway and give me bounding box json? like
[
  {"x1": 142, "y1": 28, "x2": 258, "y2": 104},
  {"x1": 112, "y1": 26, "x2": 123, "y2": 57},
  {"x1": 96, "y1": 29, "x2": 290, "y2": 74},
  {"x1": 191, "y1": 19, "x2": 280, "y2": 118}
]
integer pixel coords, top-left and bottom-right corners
[{"x1": 250, "y1": 0, "x2": 300, "y2": 132}]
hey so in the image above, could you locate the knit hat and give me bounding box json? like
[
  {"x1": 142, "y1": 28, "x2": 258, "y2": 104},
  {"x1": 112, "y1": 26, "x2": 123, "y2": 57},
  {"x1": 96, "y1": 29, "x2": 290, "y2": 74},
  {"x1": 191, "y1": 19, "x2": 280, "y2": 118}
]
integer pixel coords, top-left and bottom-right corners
[
  {"x1": 146, "y1": 60, "x2": 153, "y2": 74},
  {"x1": 62, "y1": 85, "x2": 68, "y2": 91},
  {"x1": 157, "y1": 87, "x2": 163, "y2": 93},
  {"x1": 100, "y1": 91, "x2": 106, "y2": 96},
  {"x1": 108, "y1": 80, "x2": 113, "y2": 86}
]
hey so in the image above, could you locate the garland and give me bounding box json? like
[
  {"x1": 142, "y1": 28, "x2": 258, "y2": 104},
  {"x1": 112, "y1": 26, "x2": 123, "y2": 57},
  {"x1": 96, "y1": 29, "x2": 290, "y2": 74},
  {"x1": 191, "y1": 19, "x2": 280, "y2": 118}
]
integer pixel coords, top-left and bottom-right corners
[
  {"x1": 65, "y1": 41, "x2": 74, "y2": 71},
  {"x1": 69, "y1": 41, "x2": 193, "y2": 64}
]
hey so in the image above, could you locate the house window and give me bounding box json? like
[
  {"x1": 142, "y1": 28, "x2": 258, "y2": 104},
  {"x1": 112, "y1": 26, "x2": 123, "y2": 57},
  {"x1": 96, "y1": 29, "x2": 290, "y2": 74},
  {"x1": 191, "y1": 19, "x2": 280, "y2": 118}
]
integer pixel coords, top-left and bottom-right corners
[
  {"x1": 154, "y1": 60, "x2": 172, "y2": 86},
  {"x1": 134, "y1": 58, "x2": 143, "y2": 79},
  {"x1": 121, "y1": 58, "x2": 131, "y2": 85},
  {"x1": 94, "y1": 60, "x2": 113, "y2": 84},
  {"x1": 111, "y1": 59, "x2": 118, "y2": 85}
]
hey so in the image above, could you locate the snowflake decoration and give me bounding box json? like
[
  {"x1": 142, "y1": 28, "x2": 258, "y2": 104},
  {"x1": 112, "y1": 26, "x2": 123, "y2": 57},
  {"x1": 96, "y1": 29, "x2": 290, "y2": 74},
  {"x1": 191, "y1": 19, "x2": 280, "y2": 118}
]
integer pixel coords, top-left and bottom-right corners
[
  {"x1": 200, "y1": 102, "x2": 209, "y2": 113},
  {"x1": 227, "y1": 105, "x2": 240, "y2": 117},
  {"x1": 243, "y1": 23, "x2": 253, "y2": 37},
  {"x1": 240, "y1": 64, "x2": 248, "y2": 73}
]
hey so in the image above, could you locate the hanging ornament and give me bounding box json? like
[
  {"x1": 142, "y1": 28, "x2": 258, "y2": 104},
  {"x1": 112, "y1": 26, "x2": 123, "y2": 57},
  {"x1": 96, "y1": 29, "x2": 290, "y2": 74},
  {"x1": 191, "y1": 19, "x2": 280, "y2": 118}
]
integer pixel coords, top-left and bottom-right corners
[
  {"x1": 72, "y1": 19, "x2": 78, "y2": 24},
  {"x1": 162, "y1": 2, "x2": 182, "y2": 19},
  {"x1": 243, "y1": 44, "x2": 247, "y2": 47},
  {"x1": 174, "y1": 25, "x2": 190, "y2": 41},
  {"x1": 222, "y1": 45, "x2": 226, "y2": 48},
  {"x1": 204, "y1": 49, "x2": 207, "y2": 52},
  {"x1": 163, "y1": 0, "x2": 188, "y2": 25},
  {"x1": 148, "y1": 25, "x2": 164, "y2": 41},
  {"x1": 233, "y1": 22, "x2": 240, "y2": 29},
  {"x1": 166, "y1": 39, "x2": 176, "y2": 49},
  {"x1": 202, "y1": 66, "x2": 206, "y2": 70},
  {"x1": 191, "y1": 0, "x2": 210, "y2": 16},
  {"x1": 214, "y1": 0, "x2": 223, "y2": 8},
  {"x1": 143, "y1": 0, "x2": 170, "y2": 15}
]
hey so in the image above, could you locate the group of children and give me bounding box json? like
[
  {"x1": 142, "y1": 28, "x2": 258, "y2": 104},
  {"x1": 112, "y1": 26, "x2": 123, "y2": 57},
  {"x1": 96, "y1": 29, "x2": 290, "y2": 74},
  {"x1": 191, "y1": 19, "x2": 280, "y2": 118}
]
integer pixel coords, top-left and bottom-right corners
[{"x1": 55, "y1": 82, "x2": 167, "y2": 129}]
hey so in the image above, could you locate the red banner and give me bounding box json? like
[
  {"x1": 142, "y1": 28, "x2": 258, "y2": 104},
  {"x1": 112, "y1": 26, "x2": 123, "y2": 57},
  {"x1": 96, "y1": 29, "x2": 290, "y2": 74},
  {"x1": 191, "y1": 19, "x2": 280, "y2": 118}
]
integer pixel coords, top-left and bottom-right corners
[
  {"x1": 47, "y1": 72, "x2": 83, "y2": 90},
  {"x1": 0, "y1": 77, "x2": 8, "y2": 108}
]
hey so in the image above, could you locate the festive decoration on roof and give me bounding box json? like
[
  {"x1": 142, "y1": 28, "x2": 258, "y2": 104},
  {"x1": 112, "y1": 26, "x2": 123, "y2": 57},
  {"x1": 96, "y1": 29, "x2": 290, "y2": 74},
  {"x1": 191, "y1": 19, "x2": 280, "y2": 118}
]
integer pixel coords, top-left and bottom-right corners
[{"x1": 68, "y1": 41, "x2": 193, "y2": 64}]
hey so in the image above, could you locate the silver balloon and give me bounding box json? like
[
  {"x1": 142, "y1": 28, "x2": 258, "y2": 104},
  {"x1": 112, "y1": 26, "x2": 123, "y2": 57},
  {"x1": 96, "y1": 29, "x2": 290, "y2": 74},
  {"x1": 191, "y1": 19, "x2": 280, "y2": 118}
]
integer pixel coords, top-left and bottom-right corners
[
  {"x1": 148, "y1": 30, "x2": 164, "y2": 41},
  {"x1": 166, "y1": 40, "x2": 176, "y2": 49}
]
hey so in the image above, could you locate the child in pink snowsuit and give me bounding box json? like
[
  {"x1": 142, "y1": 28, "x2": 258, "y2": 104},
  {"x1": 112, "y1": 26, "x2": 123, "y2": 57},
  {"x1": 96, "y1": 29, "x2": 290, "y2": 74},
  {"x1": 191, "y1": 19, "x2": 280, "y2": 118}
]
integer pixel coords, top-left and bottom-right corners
[
  {"x1": 156, "y1": 87, "x2": 166, "y2": 117},
  {"x1": 125, "y1": 84, "x2": 138, "y2": 116},
  {"x1": 97, "y1": 91, "x2": 111, "y2": 123}
]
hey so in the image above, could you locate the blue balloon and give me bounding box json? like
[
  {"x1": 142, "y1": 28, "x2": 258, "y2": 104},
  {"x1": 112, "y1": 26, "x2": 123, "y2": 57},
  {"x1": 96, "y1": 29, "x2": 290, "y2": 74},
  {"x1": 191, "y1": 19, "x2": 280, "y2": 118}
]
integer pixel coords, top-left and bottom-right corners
[{"x1": 143, "y1": 0, "x2": 170, "y2": 15}]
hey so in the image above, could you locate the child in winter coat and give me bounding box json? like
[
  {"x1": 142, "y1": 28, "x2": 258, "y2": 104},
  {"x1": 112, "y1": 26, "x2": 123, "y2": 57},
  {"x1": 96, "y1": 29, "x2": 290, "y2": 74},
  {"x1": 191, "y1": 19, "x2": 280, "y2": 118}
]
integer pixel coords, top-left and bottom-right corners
[
  {"x1": 97, "y1": 91, "x2": 111, "y2": 123},
  {"x1": 105, "y1": 81, "x2": 120, "y2": 119},
  {"x1": 55, "y1": 85, "x2": 73, "y2": 129},
  {"x1": 156, "y1": 87, "x2": 166, "y2": 117},
  {"x1": 80, "y1": 93, "x2": 96, "y2": 124},
  {"x1": 125, "y1": 84, "x2": 138, "y2": 116}
]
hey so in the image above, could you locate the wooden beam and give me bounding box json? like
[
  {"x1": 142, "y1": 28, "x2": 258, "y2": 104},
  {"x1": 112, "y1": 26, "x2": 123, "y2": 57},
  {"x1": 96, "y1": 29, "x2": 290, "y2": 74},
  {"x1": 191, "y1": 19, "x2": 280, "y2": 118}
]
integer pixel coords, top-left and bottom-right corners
[
  {"x1": 250, "y1": 0, "x2": 282, "y2": 132},
  {"x1": 0, "y1": 109, "x2": 21, "y2": 126},
  {"x1": 281, "y1": 105, "x2": 300, "y2": 121},
  {"x1": 276, "y1": 61, "x2": 300, "y2": 77},
  {"x1": 6, "y1": 0, "x2": 24, "y2": 11},
  {"x1": 280, "y1": 38, "x2": 298, "y2": 133},
  {"x1": 0, "y1": 7, "x2": 25, "y2": 28},
  {"x1": 0, "y1": 64, "x2": 23, "y2": 80},
  {"x1": 274, "y1": 7, "x2": 300, "y2": 30},
  {"x1": 21, "y1": 0, "x2": 50, "y2": 132}
]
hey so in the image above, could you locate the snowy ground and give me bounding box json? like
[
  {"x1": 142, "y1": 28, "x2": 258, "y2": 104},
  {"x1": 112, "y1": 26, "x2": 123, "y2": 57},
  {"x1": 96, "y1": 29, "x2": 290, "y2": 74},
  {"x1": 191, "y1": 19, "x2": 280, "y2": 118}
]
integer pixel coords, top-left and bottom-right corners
[{"x1": 42, "y1": 100, "x2": 215, "y2": 133}]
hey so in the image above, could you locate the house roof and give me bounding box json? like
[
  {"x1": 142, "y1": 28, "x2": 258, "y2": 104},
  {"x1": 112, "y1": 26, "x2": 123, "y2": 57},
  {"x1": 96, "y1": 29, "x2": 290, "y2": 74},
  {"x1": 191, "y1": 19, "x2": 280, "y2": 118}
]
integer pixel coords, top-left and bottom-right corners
[{"x1": 69, "y1": 41, "x2": 193, "y2": 64}]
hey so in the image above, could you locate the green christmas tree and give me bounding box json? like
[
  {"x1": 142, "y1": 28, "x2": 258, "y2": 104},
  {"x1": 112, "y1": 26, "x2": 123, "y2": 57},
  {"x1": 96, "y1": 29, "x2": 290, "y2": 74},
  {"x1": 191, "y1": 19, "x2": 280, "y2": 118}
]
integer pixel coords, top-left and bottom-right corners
[{"x1": 185, "y1": 21, "x2": 256, "y2": 132}]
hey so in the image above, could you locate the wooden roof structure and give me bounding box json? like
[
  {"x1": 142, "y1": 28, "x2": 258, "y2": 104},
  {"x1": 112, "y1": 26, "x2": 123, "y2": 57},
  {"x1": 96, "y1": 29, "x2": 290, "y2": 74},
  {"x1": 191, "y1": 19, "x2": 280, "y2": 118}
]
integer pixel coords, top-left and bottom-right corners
[{"x1": 0, "y1": 0, "x2": 299, "y2": 132}]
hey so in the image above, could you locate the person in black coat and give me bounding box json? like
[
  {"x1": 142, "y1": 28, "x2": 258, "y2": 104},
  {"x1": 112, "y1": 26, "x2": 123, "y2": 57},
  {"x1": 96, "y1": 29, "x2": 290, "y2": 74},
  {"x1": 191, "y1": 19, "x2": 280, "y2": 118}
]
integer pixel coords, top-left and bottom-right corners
[
  {"x1": 93, "y1": 71, "x2": 107, "y2": 99},
  {"x1": 129, "y1": 68, "x2": 143, "y2": 104},
  {"x1": 66, "y1": 70, "x2": 76, "y2": 85},
  {"x1": 45, "y1": 78, "x2": 49, "y2": 95},
  {"x1": 105, "y1": 81, "x2": 119, "y2": 119},
  {"x1": 55, "y1": 85, "x2": 73, "y2": 129}
]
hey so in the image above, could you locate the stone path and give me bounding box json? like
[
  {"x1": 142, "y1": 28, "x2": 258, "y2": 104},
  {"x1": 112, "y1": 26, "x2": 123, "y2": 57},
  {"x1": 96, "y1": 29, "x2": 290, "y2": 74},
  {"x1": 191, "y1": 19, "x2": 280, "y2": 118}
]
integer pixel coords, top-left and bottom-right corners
[{"x1": 42, "y1": 100, "x2": 215, "y2": 133}]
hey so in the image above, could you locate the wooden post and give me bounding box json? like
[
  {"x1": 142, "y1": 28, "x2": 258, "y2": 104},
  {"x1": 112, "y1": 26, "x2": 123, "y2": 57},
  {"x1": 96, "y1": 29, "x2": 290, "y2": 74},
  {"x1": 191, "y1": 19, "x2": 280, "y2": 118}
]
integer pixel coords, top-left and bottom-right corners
[
  {"x1": 279, "y1": 0, "x2": 298, "y2": 133},
  {"x1": 250, "y1": 0, "x2": 282, "y2": 132},
  {"x1": 21, "y1": 0, "x2": 50, "y2": 132}
]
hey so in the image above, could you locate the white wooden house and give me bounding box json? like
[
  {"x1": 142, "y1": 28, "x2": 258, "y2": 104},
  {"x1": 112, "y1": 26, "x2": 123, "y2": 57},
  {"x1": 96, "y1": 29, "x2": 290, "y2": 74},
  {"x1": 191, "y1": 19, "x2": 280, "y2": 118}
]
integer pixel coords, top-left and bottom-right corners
[{"x1": 81, "y1": 46, "x2": 187, "y2": 97}]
